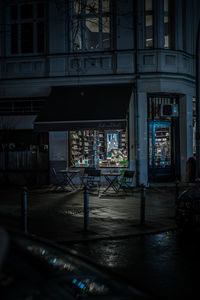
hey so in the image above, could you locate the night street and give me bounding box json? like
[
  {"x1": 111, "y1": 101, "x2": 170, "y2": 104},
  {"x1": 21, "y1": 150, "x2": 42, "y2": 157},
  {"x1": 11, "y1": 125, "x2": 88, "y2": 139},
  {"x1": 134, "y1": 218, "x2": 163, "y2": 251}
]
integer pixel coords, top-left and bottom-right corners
[
  {"x1": 0, "y1": 0, "x2": 200, "y2": 299},
  {"x1": 67, "y1": 230, "x2": 200, "y2": 300},
  {"x1": 0, "y1": 186, "x2": 199, "y2": 299}
]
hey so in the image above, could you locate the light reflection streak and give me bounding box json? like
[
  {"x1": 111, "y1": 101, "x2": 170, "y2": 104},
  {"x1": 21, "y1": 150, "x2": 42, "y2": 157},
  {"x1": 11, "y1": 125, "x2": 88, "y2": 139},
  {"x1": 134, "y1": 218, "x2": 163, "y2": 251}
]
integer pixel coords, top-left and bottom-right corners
[
  {"x1": 27, "y1": 245, "x2": 76, "y2": 272},
  {"x1": 71, "y1": 277, "x2": 109, "y2": 295}
]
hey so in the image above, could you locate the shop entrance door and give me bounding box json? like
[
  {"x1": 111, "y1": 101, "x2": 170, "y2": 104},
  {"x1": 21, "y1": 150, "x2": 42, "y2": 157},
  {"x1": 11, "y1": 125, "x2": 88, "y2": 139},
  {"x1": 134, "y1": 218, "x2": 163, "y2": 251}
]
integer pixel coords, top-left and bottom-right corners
[{"x1": 148, "y1": 121, "x2": 174, "y2": 182}]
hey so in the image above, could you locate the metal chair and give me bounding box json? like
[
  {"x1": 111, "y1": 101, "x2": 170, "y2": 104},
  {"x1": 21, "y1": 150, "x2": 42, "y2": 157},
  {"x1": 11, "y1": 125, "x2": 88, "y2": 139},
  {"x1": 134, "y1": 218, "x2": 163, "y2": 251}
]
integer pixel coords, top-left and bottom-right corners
[
  {"x1": 81, "y1": 167, "x2": 96, "y2": 187},
  {"x1": 51, "y1": 168, "x2": 66, "y2": 192},
  {"x1": 119, "y1": 170, "x2": 135, "y2": 193},
  {"x1": 83, "y1": 168, "x2": 101, "y2": 195}
]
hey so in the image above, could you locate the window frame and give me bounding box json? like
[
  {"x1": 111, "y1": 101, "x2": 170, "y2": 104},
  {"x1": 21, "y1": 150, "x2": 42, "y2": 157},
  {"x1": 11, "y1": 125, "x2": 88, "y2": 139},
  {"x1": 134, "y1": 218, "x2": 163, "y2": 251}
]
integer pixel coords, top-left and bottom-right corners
[
  {"x1": 144, "y1": 0, "x2": 154, "y2": 49},
  {"x1": 9, "y1": 1, "x2": 46, "y2": 56},
  {"x1": 69, "y1": 0, "x2": 112, "y2": 52},
  {"x1": 163, "y1": 0, "x2": 174, "y2": 49}
]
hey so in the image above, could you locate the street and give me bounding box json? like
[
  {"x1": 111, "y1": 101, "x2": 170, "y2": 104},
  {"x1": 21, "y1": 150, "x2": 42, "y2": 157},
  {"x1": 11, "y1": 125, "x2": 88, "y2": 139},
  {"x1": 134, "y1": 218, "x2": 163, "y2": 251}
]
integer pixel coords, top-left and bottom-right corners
[
  {"x1": 66, "y1": 230, "x2": 200, "y2": 300},
  {"x1": 0, "y1": 186, "x2": 197, "y2": 299}
]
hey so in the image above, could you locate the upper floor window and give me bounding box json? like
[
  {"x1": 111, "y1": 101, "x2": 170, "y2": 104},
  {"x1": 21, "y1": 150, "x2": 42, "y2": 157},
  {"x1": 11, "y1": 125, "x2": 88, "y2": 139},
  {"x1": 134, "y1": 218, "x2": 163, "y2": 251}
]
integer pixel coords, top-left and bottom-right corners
[
  {"x1": 182, "y1": 0, "x2": 186, "y2": 51},
  {"x1": 164, "y1": 0, "x2": 174, "y2": 49},
  {"x1": 70, "y1": 0, "x2": 111, "y2": 51},
  {"x1": 144, "y1": 0, "x2": 154, "y2": 48},
  {"x1": 10, "y1": 2, "x2": 45, "y2": 55}
]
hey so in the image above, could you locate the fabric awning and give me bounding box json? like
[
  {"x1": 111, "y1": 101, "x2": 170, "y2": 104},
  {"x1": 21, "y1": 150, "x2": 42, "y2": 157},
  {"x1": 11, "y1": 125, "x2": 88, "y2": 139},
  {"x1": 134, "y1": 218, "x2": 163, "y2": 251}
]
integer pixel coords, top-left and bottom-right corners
[{"x1": 34, "y1": 84, "x2": 133, "y2": 132}]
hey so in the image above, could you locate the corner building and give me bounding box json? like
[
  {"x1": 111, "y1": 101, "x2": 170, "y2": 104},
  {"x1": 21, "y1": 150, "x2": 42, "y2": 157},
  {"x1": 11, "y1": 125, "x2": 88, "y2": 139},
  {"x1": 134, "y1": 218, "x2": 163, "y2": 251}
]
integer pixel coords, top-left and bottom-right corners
[{"x1": 0, "y1": 0, "x2": 199, "y2": 185}]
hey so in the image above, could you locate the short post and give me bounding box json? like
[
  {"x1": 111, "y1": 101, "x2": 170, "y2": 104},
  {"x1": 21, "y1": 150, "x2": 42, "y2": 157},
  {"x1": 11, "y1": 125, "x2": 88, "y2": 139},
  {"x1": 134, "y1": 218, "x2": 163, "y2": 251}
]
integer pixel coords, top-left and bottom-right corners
[
  {"x1": 21, "y1": 186, "x2": 28, "y2": 233},
  {"x1": 84, "y1": 185, "x2": 89, "y2": 231},
  {"x1": 140, "y1": 184, "x2": 146, "y2": 225}
]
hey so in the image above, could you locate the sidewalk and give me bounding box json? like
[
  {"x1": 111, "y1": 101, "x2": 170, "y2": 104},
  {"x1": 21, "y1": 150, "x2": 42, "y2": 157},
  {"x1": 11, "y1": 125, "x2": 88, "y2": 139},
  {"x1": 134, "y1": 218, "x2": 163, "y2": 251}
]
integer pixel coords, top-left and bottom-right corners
[{"x1": 0, "y1": 184, "x2": 179, "y2": 244}]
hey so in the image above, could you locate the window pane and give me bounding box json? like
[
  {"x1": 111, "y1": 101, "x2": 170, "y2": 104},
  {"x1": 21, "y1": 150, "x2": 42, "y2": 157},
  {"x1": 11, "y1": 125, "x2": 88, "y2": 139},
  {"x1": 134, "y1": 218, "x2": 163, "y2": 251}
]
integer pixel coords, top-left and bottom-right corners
[
  {"x1": 11, "y1": 5, "x2": 18, "y2": 20},
  {"x1": 21, "y1": 4, "x2": 33, "y2": 19},
  {"x1": 102, "y1": 16, "x2": 110, "y2": 48},
  {"x1": 11, "y1": 24, "x2": 18, "y2": 54},
  {"x1": 102, "y1": 0, "x2": 110, "y2": 13},
  {"x1": 164, "y1": 15, "x2": 168, "y2": 24},
  {"x1": 21, "y1": 23, "x2": 33, "y2": 53},
  {"x1": 164, "y1": 35, "x2": 169, "y2": 48},
  {"x1": 74, "y1": 0, "x2": 81, "y2": 14},
  {"x1": 73, "y1": 19, "x2": 82, "y2": 49},
  {"x1": 145, "y1": 15, "x2": 153, "y2": 47},
  {"x1": 164, "y1": 0, "x2": 169, "y2": 12},
  {"x1": 164, "y1": 15, "x2": 169, "y2": 35},
  {"x1": 85, "y1": 18, "x2": 99, "y2": 49},
  {"x1": 86, "y1": 0, "x2": 98, "y2": 14},
  {"x1": 164, "y1": 2, "x2": 170, "y2": 48},
  {"x1": 37, "y1": 22, "x2": 44, "y2": 52},
  {"x1": 37, "y1": 3, "x2": 44, "y2": 18},
  {"x1": 145, "y1": 0, "x2": 152, "y2": 11},
  {"x1": 145, "y1": 38, "x2": 153, "y2": 48},
  {"x1": 146, "y1": 14, "x2": 153, "y2": 26}
]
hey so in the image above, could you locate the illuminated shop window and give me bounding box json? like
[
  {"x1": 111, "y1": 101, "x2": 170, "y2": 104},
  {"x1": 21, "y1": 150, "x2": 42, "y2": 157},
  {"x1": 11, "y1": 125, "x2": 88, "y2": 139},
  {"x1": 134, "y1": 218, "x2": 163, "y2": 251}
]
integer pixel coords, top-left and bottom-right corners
[
  {"x1": 71, "y1": 0, "x2": 111, "y2": 51},
  {"x1": 70, "y1": 129, "x2": 128, "y2": 168}
]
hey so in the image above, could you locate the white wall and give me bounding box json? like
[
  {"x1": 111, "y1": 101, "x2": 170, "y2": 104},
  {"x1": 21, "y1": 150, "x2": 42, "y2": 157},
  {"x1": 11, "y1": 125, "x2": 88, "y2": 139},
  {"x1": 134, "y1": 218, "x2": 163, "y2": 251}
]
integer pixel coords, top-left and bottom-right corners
[{"x1": 49, "y1": 131, "x2": 68, "y2": 162}]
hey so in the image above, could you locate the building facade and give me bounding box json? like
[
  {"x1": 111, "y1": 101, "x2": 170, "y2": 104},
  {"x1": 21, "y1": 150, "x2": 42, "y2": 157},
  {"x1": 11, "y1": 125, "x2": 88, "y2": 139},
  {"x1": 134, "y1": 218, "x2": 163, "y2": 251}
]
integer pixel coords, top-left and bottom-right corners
[{"x1": 0, "y1": 0, "x2": 199, "y2": 185}]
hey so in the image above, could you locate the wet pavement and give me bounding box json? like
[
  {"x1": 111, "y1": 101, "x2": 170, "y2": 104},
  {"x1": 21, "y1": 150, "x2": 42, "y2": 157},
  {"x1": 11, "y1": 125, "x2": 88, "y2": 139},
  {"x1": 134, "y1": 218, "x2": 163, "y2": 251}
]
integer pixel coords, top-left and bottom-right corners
[
  {"x1": 0, "y1": 184, "x2": 178, "y2": 242},
  {"x1": 68, "y1": 230, "x2": 200, "y2": 300},
  {"x1": 0, "y1": 184, "x2": 198, "y2": 299}
]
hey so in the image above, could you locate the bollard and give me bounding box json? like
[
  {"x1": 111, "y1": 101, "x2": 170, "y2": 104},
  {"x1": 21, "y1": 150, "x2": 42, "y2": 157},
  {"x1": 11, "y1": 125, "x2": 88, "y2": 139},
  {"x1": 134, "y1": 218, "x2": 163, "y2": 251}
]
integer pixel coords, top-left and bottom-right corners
[
  {"x1": 21, "y1": 186, "x2": 28, "y2": 233},
  {"x1": 140, "y1": 184, "x2": 146, "y2": 225},
  {"x1": 84, "y1": 185, "x2": 89, "y2": 231}
]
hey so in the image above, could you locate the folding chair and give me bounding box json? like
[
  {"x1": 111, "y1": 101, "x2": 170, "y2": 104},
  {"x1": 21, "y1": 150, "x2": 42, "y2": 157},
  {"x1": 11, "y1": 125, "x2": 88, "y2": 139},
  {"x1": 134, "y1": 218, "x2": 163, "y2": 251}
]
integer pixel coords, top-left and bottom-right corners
[
  {"x1": 119, "y1": 170, "x2": 135, "y2": 193},
  {"x1": 51, "y1": 168, "x2": 66, "y2": 192},
  {"x1": 81, "y1": 167, "x2": 96, "y2": 188},
  {"x1": 84, "y1": 169, "x2": 101, "y2": 195}
]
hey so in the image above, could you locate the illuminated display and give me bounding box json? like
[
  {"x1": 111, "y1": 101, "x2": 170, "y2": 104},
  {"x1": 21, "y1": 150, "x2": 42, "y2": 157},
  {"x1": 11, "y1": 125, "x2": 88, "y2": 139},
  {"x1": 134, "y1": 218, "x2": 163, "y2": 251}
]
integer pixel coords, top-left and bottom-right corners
[{"x1": 70, "y1": 129, "x2": 128, "y2": 168}]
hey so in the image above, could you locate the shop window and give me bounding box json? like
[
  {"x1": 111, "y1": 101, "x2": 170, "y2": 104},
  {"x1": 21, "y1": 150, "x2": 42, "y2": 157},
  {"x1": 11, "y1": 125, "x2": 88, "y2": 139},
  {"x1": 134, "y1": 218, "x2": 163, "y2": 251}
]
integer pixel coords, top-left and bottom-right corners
[
  {"x1": 163, "y1": 0, "x2": 174, "y2": 49},
  {"x1": 144, "y1": 0, "x2": 154, "y2": 48},
  {"x1": 70, "y1": 0, "x2": 111, "y2": 51},
  {"x1": 70, "y1": 129, "x2": 128, "y2": 168},
  {"x1": 10, "y1": 2, "x2": 45, "y2": 55}
]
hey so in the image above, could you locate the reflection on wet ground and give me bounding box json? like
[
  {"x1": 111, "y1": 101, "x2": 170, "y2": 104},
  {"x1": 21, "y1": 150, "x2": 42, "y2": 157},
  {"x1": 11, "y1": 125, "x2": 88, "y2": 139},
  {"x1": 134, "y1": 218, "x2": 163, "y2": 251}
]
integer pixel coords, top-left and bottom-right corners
[{"x1": 69, "y1": 230, "x2": 200, "y2": 300}]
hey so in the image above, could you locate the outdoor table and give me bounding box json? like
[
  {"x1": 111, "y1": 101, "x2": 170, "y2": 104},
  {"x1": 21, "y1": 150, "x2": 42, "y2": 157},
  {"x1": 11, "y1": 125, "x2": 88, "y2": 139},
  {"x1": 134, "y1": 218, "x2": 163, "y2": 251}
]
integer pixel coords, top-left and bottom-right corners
[
  {"x1": 102, "y1": 172, "x2": 121, "y2": 194},
  {"x1": 58, "y1": 169, "x2": 80, "y2": 190}
]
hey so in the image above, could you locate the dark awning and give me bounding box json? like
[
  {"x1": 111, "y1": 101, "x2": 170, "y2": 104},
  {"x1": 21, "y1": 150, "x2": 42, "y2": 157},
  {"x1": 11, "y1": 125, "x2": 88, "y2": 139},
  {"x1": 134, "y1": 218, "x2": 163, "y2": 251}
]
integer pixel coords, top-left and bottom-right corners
[{"x1": 34, "y1": 84, "x2": 133, "y2": 132}]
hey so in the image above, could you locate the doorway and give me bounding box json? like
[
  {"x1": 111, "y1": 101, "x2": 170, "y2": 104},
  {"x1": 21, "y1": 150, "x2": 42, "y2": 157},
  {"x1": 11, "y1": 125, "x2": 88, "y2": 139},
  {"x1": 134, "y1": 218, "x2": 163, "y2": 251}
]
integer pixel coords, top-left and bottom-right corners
[
  {"x1": 149, "y1": 121, "x2": 172, "y2": 181},
  {"x1": 148, "y1": 95, "x2": 180, "y2": 182}
]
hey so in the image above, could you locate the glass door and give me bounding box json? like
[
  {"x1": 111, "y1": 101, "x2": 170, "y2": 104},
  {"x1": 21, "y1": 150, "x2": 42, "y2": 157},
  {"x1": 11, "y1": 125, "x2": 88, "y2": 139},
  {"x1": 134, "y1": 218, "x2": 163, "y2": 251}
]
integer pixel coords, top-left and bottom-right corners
[{"x1": 149, "y1": 121, "x2": 173, "y2": 181}]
